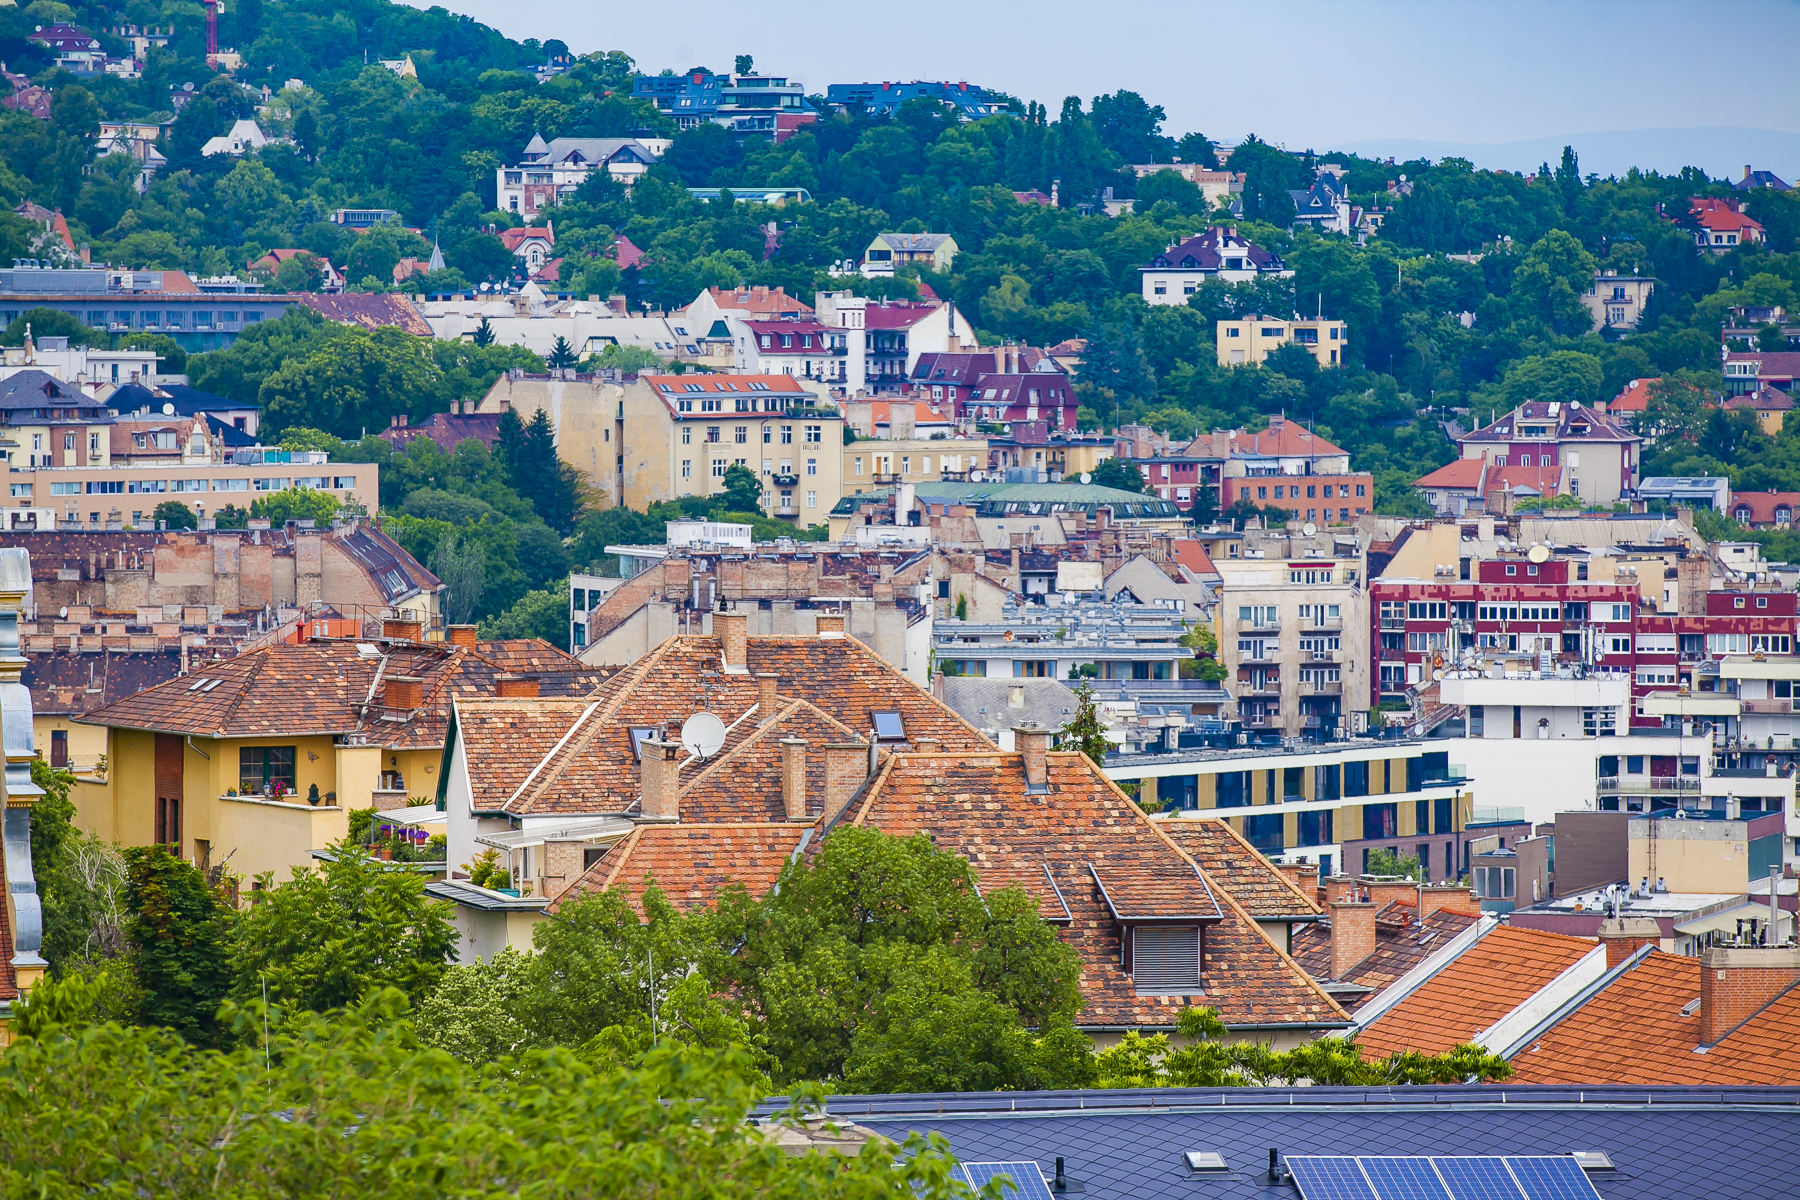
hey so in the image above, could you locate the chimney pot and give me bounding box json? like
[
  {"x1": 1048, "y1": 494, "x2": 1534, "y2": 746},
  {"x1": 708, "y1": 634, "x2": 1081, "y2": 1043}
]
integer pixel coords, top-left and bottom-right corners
[
  {"x1": 446, "y1": 623, "x2": 478, "y2": 649},
  {"x1": 821, "y1": 740, "x2": 870, "y2": 821},
  {"x1": 715, "y1": 609, "x2": 749, "y2": 673},
  {"x1": 1329, "y1": 899, "x2": 1377, "y2": 979},
  {"x1": 495, "y1": 673, "x2": 538, "y2": 698},
  {"x1": 382, "y1": 674, "x2": 424, "y2": 710},
  {"x1": 639, "y1": 738, "x2": 682, "y2": 821},
  {"x1": 756, "y1": 672, "x2": 779, "y2": 723},
  {"x1": 1014, "y1": 726, "x2": 1050, "y2": 788},
  {"x1": 816, "y1": 612, "x2": 846, "y2": 638},
  {"x1": 780, "y1": 736, "x2": 808, "y2": 820}
]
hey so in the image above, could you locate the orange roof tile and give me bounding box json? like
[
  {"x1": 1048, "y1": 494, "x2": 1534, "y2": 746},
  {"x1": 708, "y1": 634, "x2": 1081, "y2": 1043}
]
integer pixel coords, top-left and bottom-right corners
[
  {"x1": 1413, "y1": 458, "x2": 1486, "y2": 490},
  {"x1": 1355, "y1": 925, "x2": 1596, "y2": 1059},
  {"x1": 553, "y1": 823, "x2": 807, "y2": 916},
  {"x1": 1157, "y1": 817, "x2": 1321, "y2": 920},
  {"x1": 1290, "y1": 907, "x2": 1476, "y2": 1010}
]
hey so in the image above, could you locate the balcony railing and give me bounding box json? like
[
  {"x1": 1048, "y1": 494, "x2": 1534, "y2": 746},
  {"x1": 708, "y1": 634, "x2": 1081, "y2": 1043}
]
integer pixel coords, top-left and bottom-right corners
[
  {"x1": 1596, "y1": 776, "x2": 1701, "y2": 794},
  {"x1": 1379, "y1": 618, "x2": 1407, "y2": 631},
  {"x1": 1741, "y1": 697, "x2": 1796, "y2": 714},
  {"x1": 1300, "y1": 679, "x2": 1343, "y2": 695}
]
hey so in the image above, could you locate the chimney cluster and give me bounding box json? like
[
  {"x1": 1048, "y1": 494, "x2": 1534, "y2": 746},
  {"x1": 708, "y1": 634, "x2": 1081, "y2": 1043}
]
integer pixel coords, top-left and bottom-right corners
[
  {"x1": 780, "y1": 736, "x2": 808, "y2": 820},
  {"x1": 1597, "y1": 916, "x2": 1662, "y2": 968},
  {"x1": 756, "y1": 672, "x2": 779, "y2": 723},
  {"x1": 445, "y1": 623, "x2": 478, "y2": 649}
]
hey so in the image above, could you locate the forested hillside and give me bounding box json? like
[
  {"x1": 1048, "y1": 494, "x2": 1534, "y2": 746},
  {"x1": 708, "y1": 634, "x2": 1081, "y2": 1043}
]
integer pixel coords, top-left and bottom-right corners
[{"x1": 4, "y1": 0, "x2": 1799, "y2": 623}]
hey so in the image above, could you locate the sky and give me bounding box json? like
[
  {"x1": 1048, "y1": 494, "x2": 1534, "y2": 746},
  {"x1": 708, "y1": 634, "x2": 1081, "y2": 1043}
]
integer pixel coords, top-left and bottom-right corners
[{"x1": 411, "y1": 0, "x2": 1800, "y2": 178}]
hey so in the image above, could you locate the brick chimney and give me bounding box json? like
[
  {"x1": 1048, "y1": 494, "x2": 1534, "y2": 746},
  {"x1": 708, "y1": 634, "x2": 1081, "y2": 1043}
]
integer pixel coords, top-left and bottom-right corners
[
  {"x1": 1699, "y1": 945, "x2": 1800, "y2": 1045},
  {"x1": 639, "y1": 739, "x2": 682, "y2": 822},
  {"x1": 1014, "y1": 726, "x2": 1050, "y2": 789},
  {"x1": 382, "y1": 617, "x2": 422, "y2": 641},
  {"x1": 1278, "y1": 862, "x2": 1320, "y2": 898},
  {"x1": 1597, "y1": 916, "x2": 1663, "y2": 968},
  {"x1": 1324, "y1": 875, "x2": 1362, "y2": 906},
  {"x1": 495, "y1": 674, "x2": 538, "y2": 699},
  {"x1": 822, "y1": 741, "x2": 869, "y2": 820},
  {"x1": 1330, "y1": 900, "x2": 1377, "y2": 979},
  {"x1": 816, "y1": 612, "x2": 845, "y2": 638},
  {"x1": 780, "y1": 736, "x2": 808, "y2": 820},
  {"x1": 1366, "y1": 879, "x2": 1420, "y2": 912},
  {"x1": 1419, "y1": 884, "x2": 1481, "y2": 919},
  {"x1": 756, "y1": 672, "x2": 779, "y2": 723},
  {"x1": 715, "y1": 609, "x2": 748, "y2": 673},
  {"x1": 382, "y1": 675, "x2": 423, "y2": 709},
  {"x1": 446, "y1": 623, "x2": 478, "y2": 648}
]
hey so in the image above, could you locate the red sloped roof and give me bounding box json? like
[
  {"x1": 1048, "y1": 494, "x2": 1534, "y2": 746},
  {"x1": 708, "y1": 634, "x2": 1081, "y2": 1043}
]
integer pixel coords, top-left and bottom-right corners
[
  {"x1": 1414, "y1": 458, "x2": 1485, "y2": 490},
  {"x1": 1608, "y1": 377, "x2": 1657, "y2": 413}
]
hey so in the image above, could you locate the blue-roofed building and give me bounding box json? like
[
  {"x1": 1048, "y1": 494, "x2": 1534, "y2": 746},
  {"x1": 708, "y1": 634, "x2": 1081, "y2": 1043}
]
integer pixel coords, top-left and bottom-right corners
[
  {"x1": 760, "y1": 1084, "x2": 1800, "y2": 1200},
  {"x1": 825, "y1": 80, "x2": 1007, "y2": 121},
  {"x1": 629, "y1": 68, "x2": 815, "y2": 139}
]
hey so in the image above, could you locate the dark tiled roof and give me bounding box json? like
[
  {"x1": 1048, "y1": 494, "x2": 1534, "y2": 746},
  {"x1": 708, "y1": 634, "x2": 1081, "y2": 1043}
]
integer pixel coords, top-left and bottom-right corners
[
  {"x1": 798, "y1": 1085, "x2": 1800, "y2": 1200},
  {"x1": 0, "y1": 369, "x2": 98, "y2": 410},
  {"x1": 376, "y1": 412, "x2": 504, "y2": 453},
  {"x1": 24, "y1": 648, "x2": 183, "y2": 717},
  {"x1": 1290, "y1": 905, "x2": 1477, "y2": 1007},
  {"x1": 79, "y1": 638, "x2": 602, "y2": 750},
  {"x1": 293, "y1": 293, "x2": 432, "y2": 337},
  {"x1": 1157, "y1": 818, "x2": 1322, "y2": 919},
  {"x1": 1460, "y1": 401, "x2": 1639, "y2": 445},
  {"x1": 465, "y1": 634, "x2": 989, "y2": 817},
  {"x1": 850, "y1": 751, "x2": 1345, "y2": 1030}
]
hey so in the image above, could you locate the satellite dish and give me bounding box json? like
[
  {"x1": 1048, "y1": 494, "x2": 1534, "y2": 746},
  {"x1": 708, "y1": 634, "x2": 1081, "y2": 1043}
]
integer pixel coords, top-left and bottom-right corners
[
  {"x1": 679, "y1": 712, "x2": 726, "y2": 760},
  {"x1": 1527, "y1": 543, "x2": 1551, "y2": 564},
  {"x1": 1079, "y1": 472, "x2": 1092, "y2": 485},
  {"x1": 161, "y1": 402, "x2": 175, "y2": 415},
  {"x1": 1433, "y1": 669, "x2": 1444, "y2": 682},
  {"x1": 1302, "y1": 522, "x2": 1318, "y2": 537}
]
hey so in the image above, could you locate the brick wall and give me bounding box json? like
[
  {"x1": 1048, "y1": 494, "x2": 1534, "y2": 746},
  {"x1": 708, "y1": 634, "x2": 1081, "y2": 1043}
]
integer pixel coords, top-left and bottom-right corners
[{"x1": 1699, "y1": 946, "x2": 1800, "y2": 1044}]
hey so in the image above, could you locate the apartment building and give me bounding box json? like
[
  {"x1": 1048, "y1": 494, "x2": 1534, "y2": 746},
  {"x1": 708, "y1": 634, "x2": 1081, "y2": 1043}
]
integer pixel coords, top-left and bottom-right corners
[
  {"x1": 495, "y1": 134, "x2": 669, "y2": 217},
  {"x1": 844, "y1": 436, "x2": 987, "y2": 488},
  {"x1": 813, "y1": 292, "x2": 977, "y2": 397},
  {"x1": 481, "y1": 370, "x2": 845, "y2": 526},
  {"x1": 1216, "y1": 315, "x2": 1349, "y2": 368},
  {"x1": 1455, "y1": 399, "x2": 1641, "y2": 504},
  {"x1": 0, "y1": 369, "x2": 116, "y2": 472},
  {"x1": 0, "y1": 265, "x2": 288, "y2": 352},
  {"x1": 628, "y1": 68, "x2": 815, "y2": 139},
  {"x1": 1581, "y1": 269, "x2": 1655, "y2": 331},
  {"x1": 1118, "y1": 738, "x2": 1473, "y2": 881},
  {"x1": 934, "y1": 597, "x2": 1190, "y2": 684},
  {"x1": 1216, "y1": 526, "x2": 1369, "y2": 739}
]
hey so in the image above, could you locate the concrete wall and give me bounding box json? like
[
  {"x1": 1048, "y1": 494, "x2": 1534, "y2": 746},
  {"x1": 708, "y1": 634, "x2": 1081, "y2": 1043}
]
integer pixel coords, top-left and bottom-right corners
[{"x1": 1553, "y1": 810, "x2": 1631, "y2": 894}]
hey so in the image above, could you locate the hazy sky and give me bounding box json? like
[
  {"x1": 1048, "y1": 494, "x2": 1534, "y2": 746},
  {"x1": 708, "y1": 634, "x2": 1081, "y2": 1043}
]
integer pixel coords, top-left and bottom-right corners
[{"x1": 413, "y1": 0, "x2": 1800, "y2": 172}]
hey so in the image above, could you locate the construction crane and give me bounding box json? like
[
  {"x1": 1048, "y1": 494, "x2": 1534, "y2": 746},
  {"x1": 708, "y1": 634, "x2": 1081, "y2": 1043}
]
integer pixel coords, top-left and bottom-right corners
[{"x1": 204, "y1": 0, "x2": 219, "y2": 58}]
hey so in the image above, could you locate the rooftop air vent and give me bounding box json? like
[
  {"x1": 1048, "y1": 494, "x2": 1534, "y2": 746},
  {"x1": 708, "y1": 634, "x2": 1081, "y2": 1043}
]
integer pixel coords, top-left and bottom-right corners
[{"x1": 1183, "y1": 1151, "x2": 1228, "y2": 1173}]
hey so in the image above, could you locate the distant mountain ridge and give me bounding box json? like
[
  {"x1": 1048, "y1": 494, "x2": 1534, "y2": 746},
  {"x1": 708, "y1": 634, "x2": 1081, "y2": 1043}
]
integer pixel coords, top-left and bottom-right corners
[{"x1": 1334, "y1": 126, "x2": 1800, "y2": 180}]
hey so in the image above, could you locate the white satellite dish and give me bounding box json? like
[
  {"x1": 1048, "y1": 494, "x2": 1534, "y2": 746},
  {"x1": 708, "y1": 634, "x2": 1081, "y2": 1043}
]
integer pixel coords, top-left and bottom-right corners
[
  {"x1": 1079, "y1": 472, "x2": 1092, "y2": 485},
  {"x1": 680, "y1": 712, "x2": 726, "y2": 759},
  {"x1": 1302, "y1": 522, "x2": 1318, "y2": 537},
  {"x1": 1527, "y1": 543, "x2": 1551, "y2": 564},
  {"x1": 162, "y1": 402, "x2": 175, "y2": 415}
]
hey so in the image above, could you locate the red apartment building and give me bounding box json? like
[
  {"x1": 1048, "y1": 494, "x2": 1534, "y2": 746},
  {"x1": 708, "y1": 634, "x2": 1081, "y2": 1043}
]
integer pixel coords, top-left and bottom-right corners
[{"x1": 1373, "y1": 562, "x2": 1798, "y2": 729}]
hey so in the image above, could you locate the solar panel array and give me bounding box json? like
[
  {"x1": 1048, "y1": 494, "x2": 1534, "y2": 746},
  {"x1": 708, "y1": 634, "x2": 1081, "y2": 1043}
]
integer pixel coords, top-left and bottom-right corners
[
  {"x1": 960, "y1": 1161, "x2": 1056, "y2": 1200},
  {"x1": 1287, "y1": 1156, "x2": 1604, "y2": 1200}
]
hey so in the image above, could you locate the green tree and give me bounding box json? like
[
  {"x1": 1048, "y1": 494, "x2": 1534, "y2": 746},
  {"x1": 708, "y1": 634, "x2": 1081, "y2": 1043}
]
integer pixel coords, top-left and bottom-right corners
[
  {"x1": 1365, "y1": 847, "x2": 1423, "y2": 880},
  {"x1": 2, "y1": 308, "x2": 105, "y2": 347},
  {"x1": 232, "y1": 844, "x2": 457, "y2": 1015},
  {"x1": 1057, "y1": 681, "x2": 1111, "y2": 767},
  {"x1": 1090, "y1": 456, "x2": 1145, "y2": 492},
  {"x1": 470, "y1": 315, "x2": 496, "y2": 347},
  {"x1": 413, "y1": 946, "x2": 538, "y2": 1064},
  {"x1": 1179, "y1": 622, "x2": 1228, "y2": 683},
  {"x1": 547, "y1": 335, "x2": 577, "y2": 369},
  {"x1": 248, "y1": 486, "x2": 340, "y2": 526},
  {"x1": 718, "y1": 462, "x2": 764, "y2": 514},
  {"x1": 480, "y1": 578, "x2": 571, "y2": 649},
  {"x1": 120, "y1": 846, "x2": 234, "y2": 1047},
  {"x1": 1509, "y1": 229, "x2": 1597, "y2": 334},
  {"x1": 431, "y1": 530, "x2": 489, "y2": 625},
  {"x1": 258, "y1": 326, "x2": 441, "y2": 438},
  {"x1": 271, "y1": 251, "x2": 327, "y2": 293}
]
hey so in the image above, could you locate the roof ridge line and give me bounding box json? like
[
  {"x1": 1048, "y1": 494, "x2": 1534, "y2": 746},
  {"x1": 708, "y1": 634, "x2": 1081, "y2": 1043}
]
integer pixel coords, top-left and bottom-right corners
[
  {"x1": 1205, "y1": 813, "x2": 1323, "y2": 915},
  {"x1": 1206, "y1": 873, "x2": 1351, "y2": 1019},
  {"x1": 1352, "y1": 915, "x2": 1499, "y2": 1034},
  {"x1": 1494, "y1": 940, "x2": 1660, "y2": 1062},
  {"x1": 504, "y1": 699, "x2": 601, "y2": 810},
  {"x1": 677, "y1": 698, "x2": 807, "y2": 793}
]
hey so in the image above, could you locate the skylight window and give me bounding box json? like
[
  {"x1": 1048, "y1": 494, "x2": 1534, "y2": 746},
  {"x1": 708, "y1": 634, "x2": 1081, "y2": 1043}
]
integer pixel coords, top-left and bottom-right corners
[
  {"x1": 627, "y1": 727, "x2": 658, "y2": 760},
  {"x1": 870, "y1": 711, "x2": 906, "y2": 741}
]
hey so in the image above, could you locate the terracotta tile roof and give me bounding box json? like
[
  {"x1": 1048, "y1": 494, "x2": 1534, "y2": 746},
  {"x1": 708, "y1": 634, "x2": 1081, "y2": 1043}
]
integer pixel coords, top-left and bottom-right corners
[
  {"x1": 80, "y1": 638, "x2": 603, "y2": 750},
  {"x1": 1355, "y1": 925, "x2": 1597, "y2": 1059},
  {"x1": 850, "y1": 751, "x2": 1347, "y2": 1030},
  {"x1": 1289, "y1": 905, "x2": 1477, "y2": 1009},
  {"x1": 1489, "y1": 463, "x2": 1565, "y2": 496},
  {"x1": 1691, "y1": 196, "x2": 1765, "y2": 235},
  {"x1": 1607, "y1": 377, "x2": 1657, "y2": 414},
  {"x1": 293, "y1": 292, "x2": 432, "y2": 337},
  {"x1": 1727, "y1": 491, "x2": 1800, "y2": 525},
  {"x1": 473, "y1": 634, "x2": 989, "y2": 817},
  {"x1": 1156, "y1": 818, "x2": 1321, "y2": 919},
  {"x1": 1413, "y1": 458, "x2": 1486, "y2": 489},
  {"x1": 1504, "y1": 950, "x2": 1800, "y2": 1087},
  {"x1": 551, "y1": 823, "x2": 806, "y2": 916},
  {"x1": 24, "y1": 648, "x2": 183, "y2": 718}
]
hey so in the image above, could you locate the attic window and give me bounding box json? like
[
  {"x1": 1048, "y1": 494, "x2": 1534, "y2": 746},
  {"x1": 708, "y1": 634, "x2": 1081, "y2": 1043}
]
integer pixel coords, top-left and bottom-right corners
[
  {"x1": 870, "y1": 711, "x2": 906, "y2": 741},
  {"x1": 186, "y1": 677, "x2": 210, "y2": 690},
  {"x1": 1132, "y1": 926, "x2": 1201, "y2": 993},
  {"x1": 627, "y1": 726, "x2": 658, "y2": 760}
]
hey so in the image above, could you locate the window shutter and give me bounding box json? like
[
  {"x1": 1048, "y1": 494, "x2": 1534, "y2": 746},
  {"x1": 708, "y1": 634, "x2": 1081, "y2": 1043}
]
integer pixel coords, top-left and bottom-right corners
[{"x1": 1133, "y1": 926, "x2": 1200, "y2": 991}]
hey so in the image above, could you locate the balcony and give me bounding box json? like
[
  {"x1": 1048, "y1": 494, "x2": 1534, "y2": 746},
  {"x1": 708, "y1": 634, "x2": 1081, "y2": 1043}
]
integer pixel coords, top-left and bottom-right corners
[
  {"x1": 1596, "y1": 776, "x2": 1701, "y2": 795},
  {"x1": 1303, "y1": 650, "x2": 1339, "y2": 664},
  {"x1": 1237, "y1": 621, "x2": 1281, "y2": 635},
  {"x1": 1300, "y1": 679, "x2": 1343, "y2": 695},
  {"x1": 769, "y1": 473, "x2": 798, "y2": 487},
  {"x1": 1741, "y1": 697, "x2": 1796, "y2": 715},
  {"x1": 1237, "y1": 679, "x2": 1282, "y2": 697},
  {"x1": 1379, "y1": 618, "x2": 1406, "y2": 631}
]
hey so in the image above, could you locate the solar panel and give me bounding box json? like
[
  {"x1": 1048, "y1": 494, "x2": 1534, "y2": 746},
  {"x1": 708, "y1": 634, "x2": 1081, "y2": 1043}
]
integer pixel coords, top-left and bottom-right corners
[
  {"x1": 1360, "y1": 1157, "x2": 1453, "y2": 1200},
  {"x1": 1433, "y1": 1158, "x2": 1529, "y2": 1200},
  {"x1": 961, "y1": 1162, "x2": 1055, "y2": 1200},
  {"x1": 1504, "y1": 1157, "x2": 1604, "y2": 1200},
  {"x1": 1287, "y1": 1156, "x2": 1379, "y2": 1200}
]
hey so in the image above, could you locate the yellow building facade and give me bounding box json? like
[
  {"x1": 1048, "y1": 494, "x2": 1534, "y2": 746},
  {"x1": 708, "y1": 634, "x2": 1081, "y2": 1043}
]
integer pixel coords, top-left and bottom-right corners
[{"x1": 1217, "y1": 316, "x2": 1349, "y2": 368}]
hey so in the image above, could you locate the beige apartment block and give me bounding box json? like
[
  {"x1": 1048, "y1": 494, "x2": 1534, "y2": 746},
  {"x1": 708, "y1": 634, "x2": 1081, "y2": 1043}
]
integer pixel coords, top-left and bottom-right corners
[
  {"x1": 5, "y1": 458, "x2": 378, "y2": 531},
  {"x1": 481, "y1": 370, "x2": 846, "y2": 529},
  {"x1": 1217, "y1": 316, "x2": 1349, "y2": 369},
  {"x1": 844, "y1": 437, "x2": 987, "y2": 488},
  {"x1": 1215, "y1": 528, "x2": 1370, "y2": 738}
]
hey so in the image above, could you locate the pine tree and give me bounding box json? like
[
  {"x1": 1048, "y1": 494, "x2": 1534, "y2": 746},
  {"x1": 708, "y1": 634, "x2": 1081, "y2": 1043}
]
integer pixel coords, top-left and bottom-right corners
[
  {"x1": 471, "y1": 316, "x2": 495, "y2": 347},
  {"x1": 547, "y1": 335, "x2": 576, "y2": 370}
]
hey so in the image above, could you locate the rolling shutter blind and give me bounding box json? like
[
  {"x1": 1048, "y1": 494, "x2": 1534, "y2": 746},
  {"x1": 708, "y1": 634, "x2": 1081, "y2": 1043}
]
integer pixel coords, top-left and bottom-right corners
[{"x1": 1133, "y1": 926, "x2": 1200, "y2": 991}]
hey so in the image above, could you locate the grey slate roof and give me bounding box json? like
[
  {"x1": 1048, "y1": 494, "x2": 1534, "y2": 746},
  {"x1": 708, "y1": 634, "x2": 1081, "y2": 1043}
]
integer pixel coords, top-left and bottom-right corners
[{"x1": 769, "y1": 1085, "x2": 1800, "y2": 1200}]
